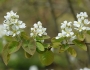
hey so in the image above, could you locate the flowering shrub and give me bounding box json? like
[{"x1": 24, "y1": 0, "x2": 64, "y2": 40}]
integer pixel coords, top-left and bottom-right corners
[{"x1": 1, "y1": 11, "x2": 90, "y2": 66}]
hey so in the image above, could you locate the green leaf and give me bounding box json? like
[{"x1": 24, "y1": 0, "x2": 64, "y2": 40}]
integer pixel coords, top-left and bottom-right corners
[
  {"x1": 87, "y1": 30, "x2": 90, "y2": 35},
  {"x1": 9, "y1": 41, "x2": 22, "y2": 54},
  {"x1": 39, "y1": 51, "x2": 54, "y2": 66},
  {"x1": 52, "y1": 42, "x2": 60, "y2": 48},
  {"x1": 73, "y1": 39, "x2": 87, "y2": 51},
  {"x1": 2, "y1": 41, "x2": 21, "y2": 65},
  {"x1": 22, "y1": 37, "x2": 36, "y2": 56},
  {"x1": 59, "y1": 44, "x2": 69, "y2": 53},
  {"x1": 21, "y1": 32, "x2": 36, "y2": 56},
  {"x1": 36, "y1": 48, "x2": 46, "y2": 54},
  {"x1": 51, "y1": 37, "x2": 64, "y2": 43},
  {"x1": 25, "y1": 51, "x2": 32, "y2": 58},
  {"x1": 36, "y1": 42, "x2": 45, "y2": 51},
  {"x1": 21, "y1": 32, "x2": 30, "y2": 41},
  {"x1": 51, "y1": 37, "x2": 64, "y2": 48},
  {"x1": 36, "y1": 35, "x2": 50, "y2": 40},
  {"x1": 77, "y1": 33, "x2": 85, "y2": 41},
  {"x1": 43, "y1": 43, "x2": 50, "y2": 48},
  {"x1": 67, "y1": 47, "x2": 77, "y2": 57},
  {"x1": 4, "y1": 36, "x2": 16, "y2": 42},
  {"x1": 2, "y1": 43, "x2": 10, "y2": 65}
]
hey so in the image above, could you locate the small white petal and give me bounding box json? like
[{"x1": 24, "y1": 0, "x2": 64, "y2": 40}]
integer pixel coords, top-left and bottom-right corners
[
  {"x1": 37, "y1": 21, "x2": 42, "y2": 25},
  {"x1": 34, "y1": 23, "x2": 38, "y2": 28},
  {"x1": 30, "y1": 33, "x2": 34, "y2": 37},
  {"x1": 19, "y1": 23, "x2": 26, "y2": 28},
  {"x1": 55, "y1": 36, "x2": 60, "y2": 39}
]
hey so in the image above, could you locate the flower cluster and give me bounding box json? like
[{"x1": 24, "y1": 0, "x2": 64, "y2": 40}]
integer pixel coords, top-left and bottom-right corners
[
  {"x1": 30, "y1": 21, "x2": 47, "y2": 37},
  {"x1": 56, "y1": 21, "x2": 76, "y2": 41},
  {"x1": 3, "y1": 10, "x2": 26, "y2": 37},
  {"x1": 74, "y1": 12, "x2": 90, "y2": 32},
  {"x1": 0, "y1": 24, "x2": 5, "y2": 38}
]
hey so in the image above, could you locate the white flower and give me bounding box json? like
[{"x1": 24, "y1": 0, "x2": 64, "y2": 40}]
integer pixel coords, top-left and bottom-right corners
[
  {"x1": 55, "y1": 33, "x2": 63, "y2": 39},
  {"x1": 62, "y1": 30, "x2": 67, "y2": 36},
  {"x1": 56, "y1": 21, "x2": 76, "y2": 41},
  {"x1": 73, "y1": 21, "x2": 80, "y2": 27},
  {"x1": 51, "y1": 48, "x2": 54, "y2": 52},
  {"x1": 77, "y1": 12, "x2": 88, "y2": 18},
  {"x1": 79, "y1": 67, "x2": 90, "y2": 70},
  {"x1": 37, "y1": 21, "x2": 42, "y2": 26},
  {"x1": 4, "y1": 10, "x2": 19, "y2": 20},
  {"x1": 30, "y1": 33, "x2": 34, "y2": 37},
  {"x1": 3, "y1": 10, "x2": 26, "y2": 37},
  {"x1": 30, "y1": 21, "x2": 47, "y2": 37},
  {"x1": 29, "y1": 65, "x2": 38, "y2": 70},
  {"x1": 67, "y1": 22, "x2": 72, "y2": 26},
  {"x1": 33, "y1": 23, "x2": 38, "y2": 28},
  {"x1": 74, "y1": 12, "x2": 90, "y2": 32}
]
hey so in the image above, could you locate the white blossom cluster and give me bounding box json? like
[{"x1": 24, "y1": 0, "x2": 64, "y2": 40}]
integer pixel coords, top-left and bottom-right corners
[
  {"x1": 30, "y1": 21, "x2": 47, "y2": 37},
  {"x1": 0, "y1": 24, "x2": 5, "y2": 38},
  {"x1": 74, "y1": 12, "x2": 90, "y2": 32},
  {"x1": 79, "y1": 67, "x2": 90, "y2": 70},
  {"x1": 3, "y1": 10, "x2": 26, "y2": 37},
  {"x1": 56, "y1": 21, "x2": 76, "y2": 41}
]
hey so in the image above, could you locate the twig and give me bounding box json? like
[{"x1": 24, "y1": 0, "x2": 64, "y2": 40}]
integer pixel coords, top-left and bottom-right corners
[
  {"x1": 65, "y1": 52, "x2": 73, "y2": 70},
  {"x1": 84, "y1": 40, "x2": 90, "y2": 64},
  {"x1": 67, "y1": 0, "x2": 77, "y2": 20},
  {"x1": 68, "y1": 43, "x2": 90, "y2": 45},
  {"x1": 56, "y1": 7, "x2": 69, "y2": 19},
  {"x1": 25, "y1": 0, "x2": 40, "y2": 21},
  {"x1": 48, "y1": 0, "x2": 59, "y2": 34}
]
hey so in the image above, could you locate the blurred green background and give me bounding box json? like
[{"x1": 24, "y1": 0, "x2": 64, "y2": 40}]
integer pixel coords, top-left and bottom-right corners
[{"x1": 0, "y1": 0, "x2": 90, "y2": 70}]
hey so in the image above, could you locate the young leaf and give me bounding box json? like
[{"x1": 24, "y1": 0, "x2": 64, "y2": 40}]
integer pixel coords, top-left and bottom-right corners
[
  {"x1": 4, "y1": 36, "x2": 16, "y2": 42},
  {"x1": 9, "y1": 41, "x2": 22, "y2": 54},
  {"x1": 52, "y1": 42, "x2": 60, "y2": 48},
  {"x1": 21, "y1": 32, "x2": 30, "y2": 41},
  {"x1": 43, "y1": 43, "x2": 50, "y2": 48},
  {"x1": 67, "y1": 47, "x2": 77, "y2": 57},
  {"x1": 51, "y1": 37, "x2": 64, "y2": 43},
  {"x1": 22, "y1": 37, "x2": 36, "y2": 56},
  {"x1": 51, "y1": 37, "x2": 64, "y2": 48},
  {"x1": 2, "y1": 43, "x2": 10, "y2": 65},
  {"x1": 25, "y1": 51, "x2": 32, "y2": 58},
  {"x1": 59, "y1": 44, "x2": 69, "y2": 53},
  {"x1": 77, "y1": 33, "x2": 85, "y2": 41},
  {"x1": 73, "y1": 39, "x2": 87, "y2": 51},
  {"x1": 39, "y1": 50, "x2": 54, "y2": 66},
  {"x1": 36, "y1": 48, "x2": 46, "y2": 54},
  {"x1": 36, "y1": 42, "x2": 45, "y2": 51},
  {"x1": 36, "y1": 35, "x2": 50, "y2": 40}
]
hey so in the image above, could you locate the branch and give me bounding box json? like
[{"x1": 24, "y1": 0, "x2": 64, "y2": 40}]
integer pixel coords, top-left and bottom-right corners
[
  {"x1": 48, "y1": 0, "x2": 59, "y2": 34},
  {"x1": 24, "y1": 0, "x2": 39, "y2": 21},
  {"x1": 56, "y1": 7, "x2": 69, "y2": 19},
  {"x1": 68, "y1": 43, "x2": 90, "y2": 45},
  {"x1": 67, "y1": 0, "x2": 77, "y2": 20}
]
